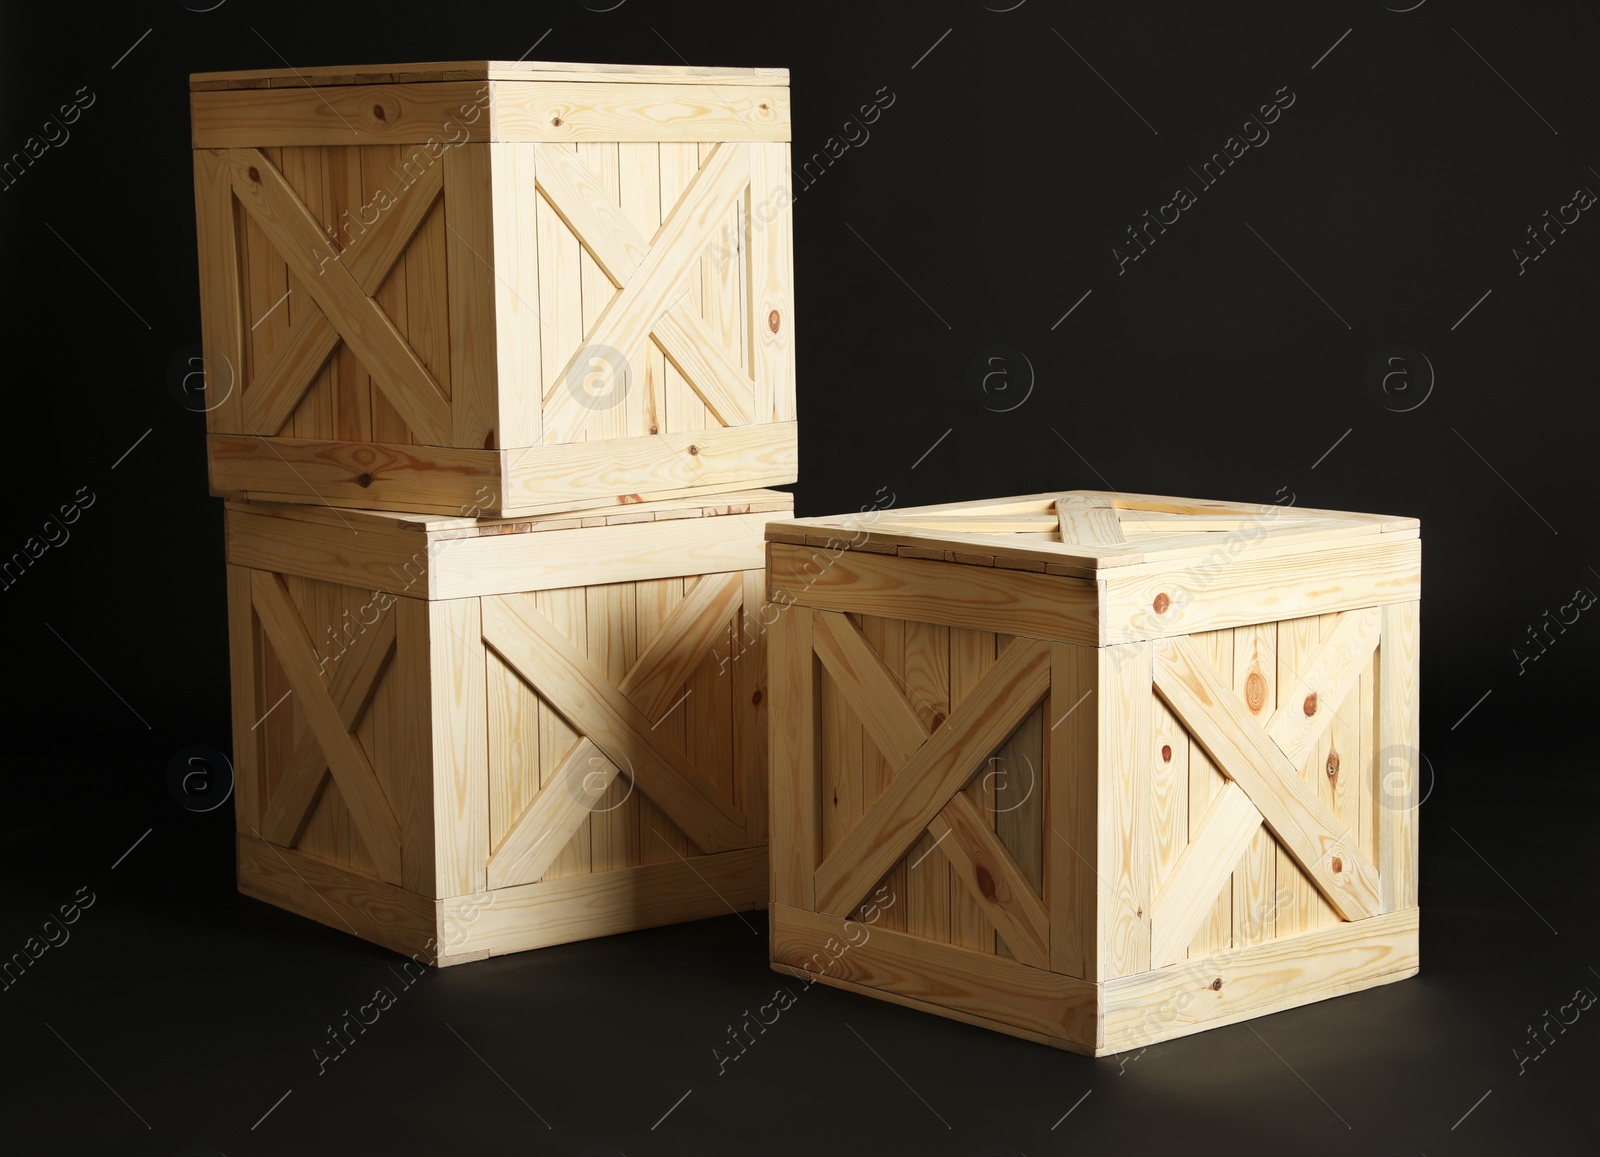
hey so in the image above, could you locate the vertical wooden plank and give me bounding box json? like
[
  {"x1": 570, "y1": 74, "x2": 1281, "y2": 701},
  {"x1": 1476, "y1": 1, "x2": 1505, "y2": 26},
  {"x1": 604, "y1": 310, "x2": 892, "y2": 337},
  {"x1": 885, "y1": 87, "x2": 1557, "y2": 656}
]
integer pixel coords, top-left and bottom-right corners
[
  {"x1": 536, "y1": 586, "x2": 590, "y2": 879},
  {"x1": 280, "y1": 146, "x2": 336, "y2": 442},
  {"x1": 322, "y1": 145, "x2": 371, "y2": 444},
  {"x1": 733, "y1": 570, "x2": 769, "y2": 850},
  {"x1": 1150, "y1": 697, "x2": 1189, "y2": 893},
  {"x1": 485, "y1": 643, "x2": 537, "y2": 857},
  {"x1": 1187, "y1": 629, "x2": 1232, "y2": 957},
  {"x1": 635, "y1": 577, "x2": 691, "y2": 864},
  {"x1": 860, "y1": 615, "x2": 907, "y2": 931},
  {"x1": 226, "y1": 565, "x2": 263, "y2": 831},
  {"x1": 1379, "y1": 601, "x2": 1420, "y2": 912},
  {"x1": 364, "y1": 146, "x2": 412, "y2": 446},
  {"x1": 444, "y1": 143, "x2": 497, "y2": 450},
  {"x1": 587, "y1": 581, "x2": 640, "y2": 871},
  {"x1": 193, "y1": 151, "x2": 246, "y2": 437},
  {"x1": 1274, "y1": 615, "x2": 1323, "y2": 936},
  {"x1": 749, "y1": 141, "x2": 794, "y2": 425},
  {"x1": 617, "y1": 141, "x2": 659, "y2": 441},
  {"x1": 427, "y1": 596, "x2": 488, "y2": 896},
  {"x1": 259, "y1": 634, "x2": 294, "y2": 839},
  {"x1": 699, "y1": 140, "x2": 746, "y2": 403},
  {"x1": 1358, "y1": 647, "x2": 1380, "y2": 868},
  {"x1": 244, "y1": 147, "x2": 290, "y2": 430},
  {"x1": 1099, "y1": 640, "x2": 1152, "y2": 978},
  {"x1": 901, "y1": 619, "x2": 951, "y2": 942},
  {"x1": 950, "y1": 628, "x2": 998, "y2": 954},
  {"x1": 659, "y1": 143, "x2": 711, "y2": 434},
  {"x1": 1049, "y1": 642, "x2": 1098, "y2": 980},
  {"x1": 1322, "y1": 611, "x2": 1362, "y2": 923},
  {"x1": 1233, "y1": 622, "x2": 1278, "y2": 945},
  {"x1": 536, "y1": 143, "x2": 585, "y2": 448},
  {"x1": 488, "y1": 142, "x2": 542, "y2": 452},
  {"x1": 578, "y1": 142, "x2": 622, "y2": 444},
  {"x1": 406, "y1": 199, "x2": 452, "y2": 404},
  {"x1": 684, "y1": 597, "x2": 734, "y2": 846},
  {"x1": 769, "y1": 605, "x2": 816, "y2": 910}
]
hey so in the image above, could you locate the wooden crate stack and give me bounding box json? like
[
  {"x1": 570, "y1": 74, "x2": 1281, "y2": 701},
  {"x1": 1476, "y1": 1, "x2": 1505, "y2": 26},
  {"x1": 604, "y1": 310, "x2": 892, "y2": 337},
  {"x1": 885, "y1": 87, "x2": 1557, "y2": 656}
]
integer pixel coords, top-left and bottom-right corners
[
  {"x1": 189, "y1": 60, "x2": 797, "y2": 963},
  {"x1": 764, "y1": 491, "x2": 1421, "y2": 1051}
]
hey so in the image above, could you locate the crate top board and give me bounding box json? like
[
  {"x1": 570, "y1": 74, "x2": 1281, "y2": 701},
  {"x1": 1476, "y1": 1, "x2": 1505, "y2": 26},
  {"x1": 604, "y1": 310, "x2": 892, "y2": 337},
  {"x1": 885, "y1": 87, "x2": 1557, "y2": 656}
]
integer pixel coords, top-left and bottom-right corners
[
  {"x1": 766, "y1": 490, "x2": 1421, "y2": 645},
  {"x1": 189, "y1": 60, "x2": 790, "y2": 146},
  {"x1": 227, "y1": 489, "x2": 790, "y2": 602}
]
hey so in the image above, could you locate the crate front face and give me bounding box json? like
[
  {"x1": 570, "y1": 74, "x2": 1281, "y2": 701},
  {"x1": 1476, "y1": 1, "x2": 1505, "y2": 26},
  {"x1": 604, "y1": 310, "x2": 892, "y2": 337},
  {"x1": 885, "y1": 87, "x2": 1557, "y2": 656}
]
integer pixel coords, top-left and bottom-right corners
[
  {"x1": 193, "y1": 66, "x2": 797, "y2": 516},
  {"x1": 478, "y1": 572, "x2": 768, "y2": 893}
]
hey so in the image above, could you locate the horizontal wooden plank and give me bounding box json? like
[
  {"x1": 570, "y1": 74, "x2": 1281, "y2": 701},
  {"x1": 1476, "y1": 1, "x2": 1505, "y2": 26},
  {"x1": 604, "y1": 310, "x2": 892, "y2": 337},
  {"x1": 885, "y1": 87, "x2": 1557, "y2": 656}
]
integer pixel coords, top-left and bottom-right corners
[
  {"x1": 770, "y1": 903, "x2": 1099, "y2": 1050},
  {"x1": 1103, "y1": 538, "x2": 1422, "y2": 644},
  {"x1": 210, "y1": 436, "x2": 500, "y2": 517},
  {"x1": 493, "y1": 82, "x2": 789, "y2": 142},
  {"x1": 192, "y1": 61, "x2": 789, "y2": 91},
  {"x1": 226, "y1": 507, "x2": 432, "y2": 598},
  {"x1": 194, "y1": 82, "x2": 492, "y2": 148},
  {"x1": 1101, "y1": 908, "x2": 1419, "y2": 1053},
  {"x1": 432, "y1": 520, "x2": 767, "y2": 600},
  {"x1": 503, "y1": 422, "x2": 797, "y2": 513},
  {"x1": 236, "y1": 834, "x2": 438, "y2": 960},
  {"x1": 441, "y1": 848, "x2": 767, "y2": 958},
  {"x1": 769, "y1": 544, "x2": 1098, "y2": 646}
]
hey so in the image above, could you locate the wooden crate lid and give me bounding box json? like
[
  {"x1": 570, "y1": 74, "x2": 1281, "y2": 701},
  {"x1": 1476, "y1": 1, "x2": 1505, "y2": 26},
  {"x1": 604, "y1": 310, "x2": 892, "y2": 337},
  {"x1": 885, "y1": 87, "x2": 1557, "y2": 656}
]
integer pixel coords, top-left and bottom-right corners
[
  {"x1": 765, "y1": 491, "x2": 1419, "y2": 578},
  {"x1": 190, "y1": 60, "x2": 789, "y2": 91},
  {"x1": 226, "y1": 488, "x2": 792, "y2": 541}
]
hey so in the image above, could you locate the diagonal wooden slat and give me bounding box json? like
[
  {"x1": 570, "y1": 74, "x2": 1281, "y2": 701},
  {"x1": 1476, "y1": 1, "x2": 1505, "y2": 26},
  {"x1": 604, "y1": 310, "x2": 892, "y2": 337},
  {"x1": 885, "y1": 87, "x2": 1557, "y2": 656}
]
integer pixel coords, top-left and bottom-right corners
[
  {"x1": 929, "y1": 792, "x2": 1050, "y2": 970},
  {"x1": 259, "y1": 607, "x2": 398, "y2": 846},
  {"x1": 1148, "y1": 781, "x2": 1264, "y2": 968},
  {"x1": 813, "y1": 610, "x2": 929, "y2": 769},
  {"x1": 1056, "y1": 494, "x2": 1125, "y2": 545},
  {"x1": 345, "y1": 158, "x2": 445, "y2": 295},
  {"x1": 540, "y1": 142, "x2": 752, "y2": 443},
  {"x1": 651, "y1": 308, "x2": 756, "y2": 427},
  {"x1": 1265, "y1": 607, "x2": 1381, "y2": 771},
  {"x1": 618, "y1": 572, "x2": 744, "y2": 722},
  {"x1": 813, "y1": 637, "x2": 1050, "y2": 918},
  {"x1": 250, "y1": 571, "x2": 402, "y2": 882},
  {"x1": 224, "y1": 148, "x2": 452, "y2": 445},
  {"x1": 486, "y1": 739, "x2": 621, "y2": 889},
  {"x1": 1153, "y1": 634, "x2": 1380, "y2": 922},
  {"x1": 480, "y1": 596, "x2": 748, "y2": 853}
]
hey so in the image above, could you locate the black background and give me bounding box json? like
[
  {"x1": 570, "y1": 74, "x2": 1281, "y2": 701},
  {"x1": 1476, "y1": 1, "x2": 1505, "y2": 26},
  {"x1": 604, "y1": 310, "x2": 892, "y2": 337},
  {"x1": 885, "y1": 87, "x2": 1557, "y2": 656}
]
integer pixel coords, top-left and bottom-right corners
[{"x1": 1, "y1": 1, "x2": 1595, "y2": 1154}]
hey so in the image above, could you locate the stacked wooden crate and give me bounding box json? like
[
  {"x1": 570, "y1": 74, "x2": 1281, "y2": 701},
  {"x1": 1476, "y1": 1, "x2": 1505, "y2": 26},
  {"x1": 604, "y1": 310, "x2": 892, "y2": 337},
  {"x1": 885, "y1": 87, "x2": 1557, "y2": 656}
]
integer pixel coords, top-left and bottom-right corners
[{"x1": 190, "y1": 60, "x2": 796, "y2": 963}]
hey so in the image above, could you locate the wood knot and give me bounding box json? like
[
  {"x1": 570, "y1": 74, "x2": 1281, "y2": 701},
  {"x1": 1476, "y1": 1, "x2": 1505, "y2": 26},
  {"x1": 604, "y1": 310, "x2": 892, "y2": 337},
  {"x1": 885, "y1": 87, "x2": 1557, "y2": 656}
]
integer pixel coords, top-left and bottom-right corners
[
  {"x1": 1331, "y1": 856, "x2": 1344, "y2": 874},
  {"x1": 1152, "y1": 592, "x2": 1171, "y2": 614},
  {"x1": 551, "y1": 115, "x2": 564, "y2": 127},
  {"x1": 1244, "y1": 671, "x2": 1267, "y2": 714},
  {"x1": 974, "y1": 866, "x2": 997, "y2": 901},
  {"x1": 759, "y1": 102, "x2": 770, "y2": 111},
  {"x1": 768, "y1": 309, "x2": 781, "y2": 333},
  {"x1": 247, "y1": 166, "x2": 261, "y2": 183},
  {"x1": 1210, "y1": 977, "x2": 1223, "y2": 991},
  {"x1": 687, "y1": 444, "x2": 700, "y2": 456},
  {"x1": 1303, "y1": 692, "x2": 1318, "y2": 717},
  {"x1": 751, "y1": 689, "x2": 763, "y2": 706},
  {"x1": 1161, "y1": 744, "x2": 1172, "y2": 763},
  {"x1": 649, "y1": 424, "x2": 660, "y2": 435},
  {"x1": 1326, "y1": 750, "x2": 1340, "y2": 777},
  {"x1": 372, "y1": 104, "x2": 387, "y2": 121},
  {"x1": 357, "y1": 472, "x2": 373, "y2": 488}
]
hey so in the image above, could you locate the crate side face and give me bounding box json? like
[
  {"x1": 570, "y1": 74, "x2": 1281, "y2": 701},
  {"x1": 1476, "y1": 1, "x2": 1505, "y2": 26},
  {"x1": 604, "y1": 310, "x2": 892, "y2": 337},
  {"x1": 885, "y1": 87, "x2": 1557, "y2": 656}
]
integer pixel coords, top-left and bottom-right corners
[
  {"x1": 479, "y1": 569, "x2": 767, "y2": 893},
  {"x1": 229, "y1": 565, "x2": 426, "y2": 890},
  {"x1": 1101, "y1": 604, "x2": 1419, "y2": 1000}
]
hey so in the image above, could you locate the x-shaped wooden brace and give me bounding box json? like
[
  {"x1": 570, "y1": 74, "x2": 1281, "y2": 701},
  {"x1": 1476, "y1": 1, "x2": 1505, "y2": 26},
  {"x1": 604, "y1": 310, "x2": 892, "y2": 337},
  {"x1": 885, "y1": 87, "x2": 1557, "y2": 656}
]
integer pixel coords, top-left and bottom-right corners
[
  {"x1": 251, "y1": 572, "x2": 403, "y2": 883},
  {"x1": 481, "y1": 574, "x2": 750, "y2": 889},
  {"x1": 810, "y1": 614, "x2": 1053, "y2": 969},
  {"x1": 1147, "y1": 606, "x2": 1383, "y2": 967},
  {"x1": 219, "y1": 147, "x2": 452, "y2": 444},
  {"x1": 533, "y1": 141, "x2": 754, "y2": 446}
]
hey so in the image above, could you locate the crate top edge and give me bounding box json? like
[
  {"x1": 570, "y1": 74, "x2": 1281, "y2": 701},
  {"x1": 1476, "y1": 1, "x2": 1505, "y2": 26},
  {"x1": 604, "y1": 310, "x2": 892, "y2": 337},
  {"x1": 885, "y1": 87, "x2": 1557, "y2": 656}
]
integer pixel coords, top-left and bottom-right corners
[
  {"x1": 227, "y1": 488, "x2": 794, "y2": 538},
  {"x1": 190, "y1": 60, "x2": 790, "y2": 91},
  {"x1": 766, "y1": 489, "x2": 1420, "y2": 576}
]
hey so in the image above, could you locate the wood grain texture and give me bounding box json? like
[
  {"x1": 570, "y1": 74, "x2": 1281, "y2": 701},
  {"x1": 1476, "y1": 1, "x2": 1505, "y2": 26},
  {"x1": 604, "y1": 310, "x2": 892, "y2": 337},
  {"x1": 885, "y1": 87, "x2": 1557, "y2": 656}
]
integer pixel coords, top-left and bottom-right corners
[
  {"x1": 425, "y1": 598, "x2": 488, "y2": 897},
  {"x1": 492, "y1": 83, "x2": 789, "y2": 142},
  {"x1": 929, "y1": 792, "x2": 1050, "y2": 970},
  {"x1": 1379, "y1": 601, "x2": 1421, "y2": 912},
  {"x1": 1097, "y1": 642, "x2": 1152, "y2": 978},
  {"x1": 1049, "y1": 643, "x2": 1098, "y2": 979},
  {"x1": 1149, "y1": 783, "x2": 1262, "y2": 969}
]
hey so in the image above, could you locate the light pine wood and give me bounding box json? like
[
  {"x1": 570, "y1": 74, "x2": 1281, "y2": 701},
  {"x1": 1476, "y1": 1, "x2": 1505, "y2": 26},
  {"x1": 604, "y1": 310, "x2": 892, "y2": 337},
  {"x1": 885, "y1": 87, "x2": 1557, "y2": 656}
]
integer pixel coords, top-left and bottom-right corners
[
  {"x1": 487, "y1": 142, "x2": 542, "y2": 450},
  {"x1": 1379, "y1": 602, "x2": 1421, "y2": 912},
  {"x1": 442, "y1": 144, "x2": 498, "y2": 450},
  {"x1": 1274, "y1": 615, "x2": 1333, "y2": 934},
  {"x1": 1049, "y1": 642, "x2": 1098, "y2": 979},
  {"x1": 492, "y1": 83, "x2": 788, "y2": 143},
  {"x1": 1149, "y1": 783, "x2": 1263, "y2": 969},
  {"x1": 1153, "y1": 634, "x2": 1381, "y2": 922},
  {"x1": 1232, "y1": 622, "x2": 1279, "y2": 948},
  {"x1": 929, "y1": 793, "x2": 1050, "y2": 970},
  {"x1": 226, "y1": 565, "x2": 262, "y2": 829},
  {"x1": 192, "y1": 150, "x2": 247, "y2": 438},
  {"x1": 192, "y1": 62, "x2": 789, "y2": 90},
  {"x1": 1098, "y1": 642, "x2": 1152, "y2": 978},
  {"x1": 750, "y1": 142, "x2": 795, "y2": 423},
  {"x1": 1187, "y1": 630, "x2": 1233, "y2": 959},
  {"x1": 1056, "y1": 494, "x2": 1126, "y2": 545},
  {"x1": 771, "y1": 904, "x2": 1099, "y2": 1051},
  {"x1": 812, "y1": 611, "x2": 929, "y2": 769},
  {"x1": 424, "y1": 598, "x2": 488, "y2": 897},
  {"x1": 1266, "y1": 608, "x2": 1381, "y2": 771}
]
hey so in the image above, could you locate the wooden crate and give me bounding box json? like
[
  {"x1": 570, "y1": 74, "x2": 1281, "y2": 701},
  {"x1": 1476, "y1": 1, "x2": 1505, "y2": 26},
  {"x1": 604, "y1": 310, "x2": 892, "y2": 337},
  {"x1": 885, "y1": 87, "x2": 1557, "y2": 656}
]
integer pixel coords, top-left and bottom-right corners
[
  {"x1": 226, "y1": 489, "x2": 788, "y2": 964},
  {"x1": 765, "y1": 491, "x2": 1421, "y2": 1053},
  {"x1": 190, "y1": 60, "x2": 795, "y2": 519}
]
